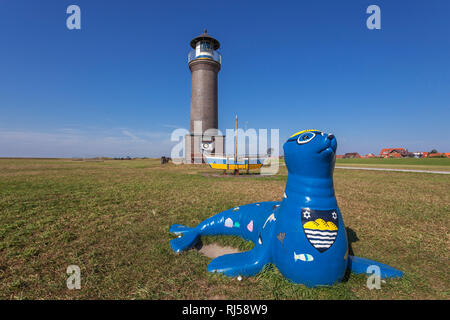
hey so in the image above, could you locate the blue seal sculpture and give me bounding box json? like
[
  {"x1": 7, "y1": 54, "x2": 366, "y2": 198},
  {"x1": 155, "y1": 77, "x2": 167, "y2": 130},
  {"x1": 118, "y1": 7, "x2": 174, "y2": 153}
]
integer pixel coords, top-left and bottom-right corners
[{"x1": 169, "y1": 130, "x2": 403, "y2": 287}]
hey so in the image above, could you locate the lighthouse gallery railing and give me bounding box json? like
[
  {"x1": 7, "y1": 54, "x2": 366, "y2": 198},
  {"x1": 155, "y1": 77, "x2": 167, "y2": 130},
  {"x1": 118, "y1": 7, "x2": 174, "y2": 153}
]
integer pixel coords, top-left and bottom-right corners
[{"x1": 188, "y1": 49, "x2": 222, "y2": 64}]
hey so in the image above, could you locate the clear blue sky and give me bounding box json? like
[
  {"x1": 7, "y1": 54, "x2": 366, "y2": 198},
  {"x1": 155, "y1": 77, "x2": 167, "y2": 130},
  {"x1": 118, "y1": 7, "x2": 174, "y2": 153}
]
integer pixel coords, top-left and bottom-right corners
[{"x1": 0, "y1": 0, "x2": 449, "y2": 157}]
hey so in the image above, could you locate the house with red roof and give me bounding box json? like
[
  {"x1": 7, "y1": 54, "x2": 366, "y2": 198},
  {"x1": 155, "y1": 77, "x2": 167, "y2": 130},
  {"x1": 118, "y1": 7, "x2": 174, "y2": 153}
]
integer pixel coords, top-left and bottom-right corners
[
  {"x1": 364, "y1": 153, "x2": 376, "y2": 158},
  {"x1": 428, "y1": 152, "x2": 450, "y2": 158},
  {"x1": 344, "y1": 152, "x2": 361, "y2": 158},
  {"x1": 379, "y1": 148, "x2": 408, "y2": 158}
]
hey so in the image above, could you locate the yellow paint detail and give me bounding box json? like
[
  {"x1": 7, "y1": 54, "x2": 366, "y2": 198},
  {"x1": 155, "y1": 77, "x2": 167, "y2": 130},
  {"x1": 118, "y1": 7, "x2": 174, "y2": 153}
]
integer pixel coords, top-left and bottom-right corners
[
  {"x1": 303, "y1": 219, "x2": 338, "y2": 231},
  {"x1": 209, "y1": 163, "x2": 263, "y2": 170},
  {"x1": 289, "y1": 129, "x2": 321, "y2": 138}
]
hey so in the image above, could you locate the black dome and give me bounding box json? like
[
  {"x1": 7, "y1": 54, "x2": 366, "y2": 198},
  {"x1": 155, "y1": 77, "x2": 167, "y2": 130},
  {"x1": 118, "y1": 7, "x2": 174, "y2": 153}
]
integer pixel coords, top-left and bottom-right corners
[{"x1": 190, "y1": 29, "x2": 220, "y2": 50}]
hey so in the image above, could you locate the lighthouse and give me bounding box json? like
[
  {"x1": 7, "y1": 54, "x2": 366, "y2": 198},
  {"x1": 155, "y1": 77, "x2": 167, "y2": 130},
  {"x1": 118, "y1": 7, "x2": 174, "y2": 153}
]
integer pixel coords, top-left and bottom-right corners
[{"x1": 185, "y1": 29, "x2": 225, "y2": 163}]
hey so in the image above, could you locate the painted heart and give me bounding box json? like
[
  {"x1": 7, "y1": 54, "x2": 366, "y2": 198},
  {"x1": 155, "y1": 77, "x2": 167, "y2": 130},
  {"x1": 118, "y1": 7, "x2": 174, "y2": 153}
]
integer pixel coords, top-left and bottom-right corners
[
  {"x1": 224, "y1": 218, "x2": 233, "y2": 228},
  {"x1": 247, "y1": 220, "x2": 253, "y2": 232}
]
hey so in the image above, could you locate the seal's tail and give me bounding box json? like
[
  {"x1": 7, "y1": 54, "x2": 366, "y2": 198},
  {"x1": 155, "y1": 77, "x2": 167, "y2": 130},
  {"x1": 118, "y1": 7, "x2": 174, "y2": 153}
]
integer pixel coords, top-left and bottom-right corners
[
  {"x1": 169, "y1": 224, "x2": 193, "y2": 235},
  {"x1": 169, "y1": 224, "x2": 199, "y2": 253},
  {"x1": 348, "y1": 255, "x2": 403, "y2": 278}
]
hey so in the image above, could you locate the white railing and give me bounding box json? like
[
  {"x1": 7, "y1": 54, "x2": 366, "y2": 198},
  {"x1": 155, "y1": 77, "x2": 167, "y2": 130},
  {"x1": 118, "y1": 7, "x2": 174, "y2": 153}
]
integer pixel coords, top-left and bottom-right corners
[
  {"x1": 207, "y1": 154, "x2": 268, "y2": 163},
  {"x1": 188, "y1": 49, "x2": 222, "y2": 64}
]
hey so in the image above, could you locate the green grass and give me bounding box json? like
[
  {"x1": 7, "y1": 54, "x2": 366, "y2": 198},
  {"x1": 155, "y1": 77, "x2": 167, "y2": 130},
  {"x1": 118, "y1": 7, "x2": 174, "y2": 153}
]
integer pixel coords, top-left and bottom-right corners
[
  {"x1": 336, "y1": 157, "x2": 450, "y2": 166},
  {"x1": 336, "y1": 157, "x2": 450, "y2": 171},
  {"x1": 0, "y1": 158, "x2": 448, "y2": 299}
]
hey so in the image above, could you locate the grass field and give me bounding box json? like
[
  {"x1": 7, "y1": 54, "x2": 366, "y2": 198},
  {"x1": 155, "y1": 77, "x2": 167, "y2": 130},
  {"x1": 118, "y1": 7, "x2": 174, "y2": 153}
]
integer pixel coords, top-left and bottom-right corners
[
  {"x1": 0, "y1": 158, "x2": 449, "y2": 299},
  {"x1": 336, "y1": 157, "x2": 450, "y2": 172}
]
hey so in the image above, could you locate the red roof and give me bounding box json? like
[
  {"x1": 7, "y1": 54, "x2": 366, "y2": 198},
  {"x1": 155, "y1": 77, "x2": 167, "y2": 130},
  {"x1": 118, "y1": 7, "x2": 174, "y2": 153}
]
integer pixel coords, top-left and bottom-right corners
[
  {"x1": 380, "y1": 148, "x2": 407, "y2": 155},
  {"x1": 344, "y1": 152, "x2": 361, "y2": 158},
  {"x1": 428, "y1": 153, "x2": 450, "y2": 158}
]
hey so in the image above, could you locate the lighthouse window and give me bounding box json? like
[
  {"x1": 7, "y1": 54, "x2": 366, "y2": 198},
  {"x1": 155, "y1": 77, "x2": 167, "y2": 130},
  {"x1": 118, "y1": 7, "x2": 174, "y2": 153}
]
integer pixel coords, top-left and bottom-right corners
[{"x1": 200, "y1": 41, "x2": 212, "y2": 52}]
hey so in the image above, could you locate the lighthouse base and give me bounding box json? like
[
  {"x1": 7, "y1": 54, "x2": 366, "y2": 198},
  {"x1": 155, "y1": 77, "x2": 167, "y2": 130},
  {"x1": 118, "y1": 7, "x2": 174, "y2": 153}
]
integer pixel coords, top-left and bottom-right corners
[{"x1": 184, "y1": 134, "x2": 225, "y2": 164}]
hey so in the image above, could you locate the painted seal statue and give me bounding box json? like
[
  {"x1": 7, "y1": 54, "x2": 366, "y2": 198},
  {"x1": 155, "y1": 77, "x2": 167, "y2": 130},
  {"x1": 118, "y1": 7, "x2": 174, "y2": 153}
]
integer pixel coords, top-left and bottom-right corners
[{"x1": 169, "y1": 130, "x2": 403, "y2": 287}]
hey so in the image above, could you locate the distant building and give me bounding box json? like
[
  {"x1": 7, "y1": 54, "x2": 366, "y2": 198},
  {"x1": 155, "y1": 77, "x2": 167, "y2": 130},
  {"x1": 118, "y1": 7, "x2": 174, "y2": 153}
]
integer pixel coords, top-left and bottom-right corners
[
  {"x1": 379, "y1": 148, "x2": 408, "y2": 158},
  {"x1": 428, "y1": 152, "x2": 450, "y2": 158},
  {"x1": 344, "y1": 152, "x2": 361, "y2": 159},
  {"x1": 336, "y1": 155, "x2": 344, "y2": 159},
  {"x1": 365, "y1": 153, "x2": 376, "y2": 158}
]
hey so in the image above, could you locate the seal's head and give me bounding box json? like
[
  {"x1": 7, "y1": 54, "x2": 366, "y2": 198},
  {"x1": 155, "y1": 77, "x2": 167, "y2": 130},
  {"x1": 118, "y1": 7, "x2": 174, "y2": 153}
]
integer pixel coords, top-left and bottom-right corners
[{"x1": 283, "y1": 130, "x2": 337, "y2": 178}]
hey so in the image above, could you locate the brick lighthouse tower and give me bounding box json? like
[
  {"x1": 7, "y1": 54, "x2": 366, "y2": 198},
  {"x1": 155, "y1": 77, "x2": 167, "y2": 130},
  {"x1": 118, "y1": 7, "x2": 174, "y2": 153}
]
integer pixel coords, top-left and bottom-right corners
[{"x1": 185, "y1": 29, "x2": 225, "y2": 163}]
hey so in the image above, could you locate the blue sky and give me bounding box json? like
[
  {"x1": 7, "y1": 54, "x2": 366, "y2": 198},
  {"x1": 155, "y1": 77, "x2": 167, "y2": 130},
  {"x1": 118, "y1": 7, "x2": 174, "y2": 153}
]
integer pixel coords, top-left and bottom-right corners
[{"x1": 0, "y1": 0, "x2": 449, "y2": 157}]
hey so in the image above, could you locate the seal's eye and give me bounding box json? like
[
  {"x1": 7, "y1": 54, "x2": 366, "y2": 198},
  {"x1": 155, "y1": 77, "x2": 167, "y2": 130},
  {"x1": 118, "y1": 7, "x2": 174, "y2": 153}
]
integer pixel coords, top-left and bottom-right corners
[{"x1": 297, "y1": 132, "x2": 316, "y2": 145}]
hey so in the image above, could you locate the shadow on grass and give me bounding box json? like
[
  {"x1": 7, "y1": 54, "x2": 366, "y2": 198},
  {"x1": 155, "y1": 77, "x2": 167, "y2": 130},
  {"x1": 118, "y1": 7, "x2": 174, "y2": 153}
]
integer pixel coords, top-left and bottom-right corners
[{"x1": 342, "y1": 227, "x2": 360, "y2": 283}]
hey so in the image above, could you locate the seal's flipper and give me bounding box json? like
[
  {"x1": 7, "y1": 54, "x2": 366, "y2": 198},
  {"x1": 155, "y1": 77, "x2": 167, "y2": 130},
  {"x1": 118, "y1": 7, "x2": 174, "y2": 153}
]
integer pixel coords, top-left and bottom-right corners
[
  {"x1": 207, "y1": 248, "x2": 269, "y2": 277},
  {"x1": 169, "y1": 224, "x2": 193, "y2": 235},
  {"x1": 348, "y1": 255, "x2": 403, "y2": 278},
  {"x1": 170, "y1": 226, "x2": 199, "y2": 253}
]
